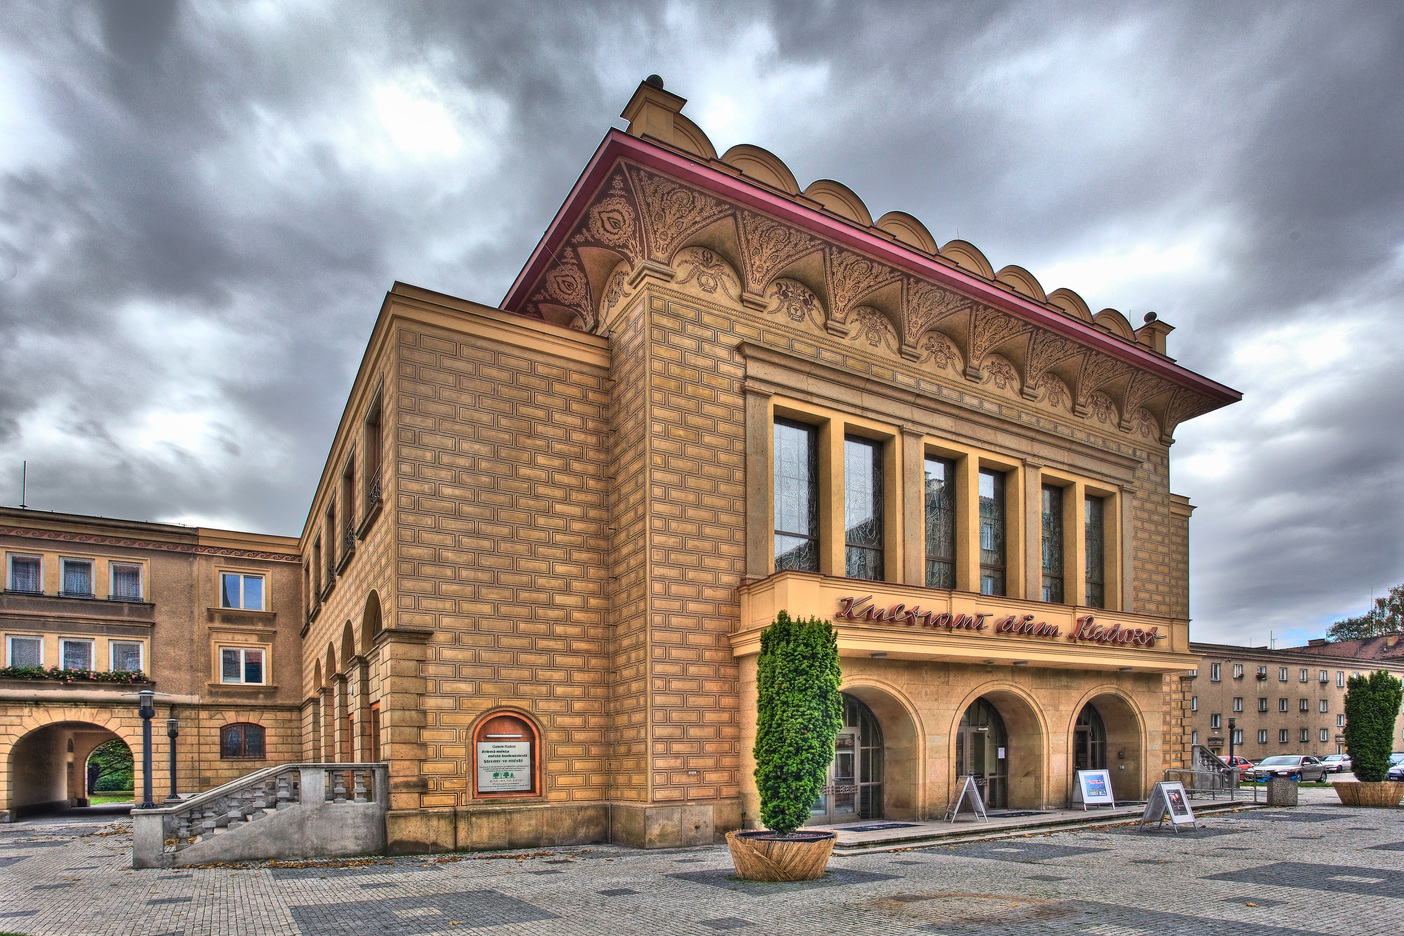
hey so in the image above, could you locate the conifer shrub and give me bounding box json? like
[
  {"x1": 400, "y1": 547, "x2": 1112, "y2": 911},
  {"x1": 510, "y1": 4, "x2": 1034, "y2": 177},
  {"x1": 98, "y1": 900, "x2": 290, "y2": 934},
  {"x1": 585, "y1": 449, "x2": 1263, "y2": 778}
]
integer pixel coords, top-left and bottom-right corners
[
  {"x1": 752, "y1": 611, "x2": 843, "y2": 837},
  {"x1": 1344, "y1": 669, "x2": 1404, "y2": 782}
]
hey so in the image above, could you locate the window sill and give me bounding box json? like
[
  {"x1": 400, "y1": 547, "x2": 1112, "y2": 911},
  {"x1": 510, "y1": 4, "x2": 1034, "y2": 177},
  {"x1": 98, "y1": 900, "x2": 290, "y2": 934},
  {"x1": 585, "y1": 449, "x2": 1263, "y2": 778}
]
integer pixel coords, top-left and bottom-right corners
[
  {"x1": 219, "y1": 755, "x2": 267, "y2": 761},
  {"x1": 209, "y1": 682, "x2": 278, "y2": 690},
  {"x1": 356, "y1": 498, "x2": 383, "y2": 540},
  {"x1": 335, "y1": 546, "x2": 355, "y2": 575}
]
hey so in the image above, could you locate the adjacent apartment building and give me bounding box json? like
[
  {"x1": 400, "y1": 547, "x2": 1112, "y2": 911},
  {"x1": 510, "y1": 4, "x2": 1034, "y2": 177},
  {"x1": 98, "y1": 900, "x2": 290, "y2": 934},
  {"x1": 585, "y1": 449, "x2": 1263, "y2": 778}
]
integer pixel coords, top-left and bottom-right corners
[{"x1": 1186, "y1": 638, "x2": 1404, "y2": 759}]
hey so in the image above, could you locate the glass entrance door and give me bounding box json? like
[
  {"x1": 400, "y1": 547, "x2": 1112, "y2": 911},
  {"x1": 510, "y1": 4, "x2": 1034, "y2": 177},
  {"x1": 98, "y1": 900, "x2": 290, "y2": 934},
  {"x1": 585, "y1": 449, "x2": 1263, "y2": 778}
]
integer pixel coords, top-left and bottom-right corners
[
  {"x1": 809, "y1": 695, "x2": 884, "y2": 825},
  {"x1": 1073, "y1": 704, "x2": 1107, "y2": 772},
  {"x1": 956, "y1": 698, "x2": 1009, "y2": 809}
]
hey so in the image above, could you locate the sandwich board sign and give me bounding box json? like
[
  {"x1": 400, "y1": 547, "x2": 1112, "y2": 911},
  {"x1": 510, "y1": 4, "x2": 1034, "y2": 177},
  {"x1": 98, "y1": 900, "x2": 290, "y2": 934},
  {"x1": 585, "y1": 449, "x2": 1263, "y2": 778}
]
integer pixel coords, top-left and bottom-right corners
[
  {"x1": 1139, "y1": 780, "x2": 1198, "y2": 832},
  {"x1": 946, "y1": 775, "x2": 989, "y2": 823},
  {"x1": 1073, "y1": 769, "x2": 1116, "y2": 810}
]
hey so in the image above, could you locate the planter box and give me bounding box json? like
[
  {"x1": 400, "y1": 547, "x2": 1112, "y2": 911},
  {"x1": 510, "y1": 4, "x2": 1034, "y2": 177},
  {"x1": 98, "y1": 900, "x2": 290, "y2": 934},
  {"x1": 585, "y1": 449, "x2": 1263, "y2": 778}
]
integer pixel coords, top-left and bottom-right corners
[
  {"x1": 1333, "y1": 781, "x2": 1404, "y2": 808},
  {"x1": 726, "y1": 829, "x2": 835, "y2": 881}
]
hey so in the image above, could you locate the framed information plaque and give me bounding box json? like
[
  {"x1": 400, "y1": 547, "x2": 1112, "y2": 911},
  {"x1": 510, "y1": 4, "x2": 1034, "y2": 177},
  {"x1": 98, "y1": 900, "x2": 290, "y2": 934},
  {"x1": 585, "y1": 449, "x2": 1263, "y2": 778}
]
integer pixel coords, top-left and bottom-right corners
[{"x1": 473, "y1": 712, "x2": 539, "y2": 797}]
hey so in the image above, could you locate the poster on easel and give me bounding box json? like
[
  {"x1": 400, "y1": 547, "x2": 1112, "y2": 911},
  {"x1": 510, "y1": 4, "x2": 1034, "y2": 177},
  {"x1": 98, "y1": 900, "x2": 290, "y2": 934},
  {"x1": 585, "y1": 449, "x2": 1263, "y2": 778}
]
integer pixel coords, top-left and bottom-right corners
[
  {"x1": 946, "y1": 774, "x2": 989, "y2": 823},
  {"x1": 1138, "y1": 781, "x2": 1198, "y2": 832},
  {"x1": 1073, "y1": 769, "x2": 1116, "y2": 810}
]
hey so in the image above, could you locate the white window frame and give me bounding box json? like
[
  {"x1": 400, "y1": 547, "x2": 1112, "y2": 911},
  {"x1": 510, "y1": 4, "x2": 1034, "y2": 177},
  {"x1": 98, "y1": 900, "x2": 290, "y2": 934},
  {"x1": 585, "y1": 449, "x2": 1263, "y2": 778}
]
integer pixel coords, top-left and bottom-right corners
[
  {"x1": 1299, "y1": 699, "x2": 1309, "y2": 712},
  {"x1": 1279, "y1": 729, "x2": 1288, "y2": 743},
  {"x1": 1319, "y1": 670, "x2": 1329, "y2": 683},
  {"x1": 1300, "y1": 728, "x2": 1309, "y2": 743},
  {"x1": 1279, "y1": 667, "x2": 1287, "y2": 681},
  {"x1": 109, "y1": 640, "x2": 144, "y2": 672},
  {"x1": 1337, "y1": 671, "x2": 1345, "y2": 687},
  {"x1": 220, "y1": 572, "x2": 266, "y2": 611},
  {"x1": 1233, "y1": 697, "x2": 1243, "y2": 712},
  {"x1": 1337, "y1": 714, "x2": 1345, "y2": 727},
  {"x1": 1279, "y1": 698, "x2": 1288, "y2": 712},
  {"x1": 109, "y1": 562, "x2": 144, "y2": 601},
  {"x1": 6, "y1": 634, "x2": 44, "y2": 667},
  {"x1": 1320, "y1": 729, "x2": 1329, "y2": 743},
  {"x1": 1210, "y1": 663, "x2": 1221, "y2": 682},
  {"x1": 219, "y1": 646, "x2": 267, "y2": 685},
  {"x1": 1190, "y1": 696, "x2": 1198, "y2": 712},
  {"x1": 1191, "y1": 730, "x2": 1198, "y2": 746},
  {"x1": 1258, "y1": 729, "x2": 1268, "y2": 744},
  {"x1": 1232, "y1": 664, "x2": 1243, "y2": 678},
  {"x1": 1232, "y1": 729, "x2": 1243, "y2": 745},
  {"x1": 59, "y1": 557, "x2": 95, "y2": 598},
  {"x1": 1210, "y1": 713, "x2": 1221, "y2": 729},
  {"x1": 1319, "y1": 699, "x2": 1329, "y2": 713},
  {"x1": 6, "y1": 554, "x2": 43, "y2": 593},
  {"x1": 1258, "y1": 697, "x2": 1268, "y2": 712},
  {"x1": 1299, "y1": 668, "x2": 1309, "y2": 683},
  {"x1": 60, "y1": 638, "x2": 95, "y2": 671}
]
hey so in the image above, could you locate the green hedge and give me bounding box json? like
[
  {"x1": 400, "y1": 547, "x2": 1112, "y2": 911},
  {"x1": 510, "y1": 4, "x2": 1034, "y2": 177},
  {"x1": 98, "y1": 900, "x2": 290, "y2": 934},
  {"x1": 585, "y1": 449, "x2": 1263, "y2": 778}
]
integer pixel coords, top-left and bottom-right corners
[
  {"x1": 94, "y1": 772, "x2": 134, "y2": 792},
  {"x1": 752, "y1": 611, "x2": 843, "y2": 837},
  {"x1": 0, "y1": 666, "x2": 149, "y2": 684},
  {"x1": 1344, "y1": 670, "x2": 1404, "y2": 782}
]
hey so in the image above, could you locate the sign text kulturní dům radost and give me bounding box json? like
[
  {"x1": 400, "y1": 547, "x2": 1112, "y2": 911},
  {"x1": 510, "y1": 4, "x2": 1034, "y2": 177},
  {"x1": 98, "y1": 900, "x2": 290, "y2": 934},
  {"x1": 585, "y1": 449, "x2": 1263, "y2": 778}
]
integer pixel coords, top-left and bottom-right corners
[{"x1": 834, "y1": 596, "x2": 1161, "y2": 648}]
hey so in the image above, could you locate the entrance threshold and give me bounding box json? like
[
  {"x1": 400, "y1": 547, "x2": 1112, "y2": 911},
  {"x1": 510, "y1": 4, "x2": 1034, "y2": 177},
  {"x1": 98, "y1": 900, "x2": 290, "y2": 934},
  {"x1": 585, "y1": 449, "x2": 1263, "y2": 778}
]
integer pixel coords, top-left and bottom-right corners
[{"x1": 817, "y1": 799, "x2": 1256, "y2": 854}]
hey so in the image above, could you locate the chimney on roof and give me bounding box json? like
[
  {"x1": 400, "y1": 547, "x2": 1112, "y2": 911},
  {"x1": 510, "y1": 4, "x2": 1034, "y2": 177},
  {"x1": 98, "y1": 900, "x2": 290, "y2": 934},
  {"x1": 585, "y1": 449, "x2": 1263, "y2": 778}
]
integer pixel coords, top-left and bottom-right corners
[
  {"x1": 621, "y1": 75, "x2": 687, "y2": 146},
  {"x1": 1308, "y1": 638, "x2": 1327, "y2": 647},
  {"x1": 1135, "y1": 312, "x2": 1175, "y2": 357}
]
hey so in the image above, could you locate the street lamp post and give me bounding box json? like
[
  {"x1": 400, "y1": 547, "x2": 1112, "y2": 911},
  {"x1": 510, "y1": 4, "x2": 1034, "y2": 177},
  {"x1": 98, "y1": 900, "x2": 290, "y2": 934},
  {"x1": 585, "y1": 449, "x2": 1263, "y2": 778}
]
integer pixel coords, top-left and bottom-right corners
[
  {"x1": 1228, "y1": 716, "x2": 1237, "y2": 765},
  {"x1": 137, "y1": 689, "x2": 156, "y2": 810},
  {"x1": 164, "y1": 717, "x2": 182, "y2": 804}
]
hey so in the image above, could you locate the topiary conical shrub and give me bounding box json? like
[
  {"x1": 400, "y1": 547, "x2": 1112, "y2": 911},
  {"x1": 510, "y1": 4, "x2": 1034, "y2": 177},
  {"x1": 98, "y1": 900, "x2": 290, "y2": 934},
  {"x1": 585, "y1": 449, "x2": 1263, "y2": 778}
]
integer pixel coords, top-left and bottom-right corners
[
  {"x1": 1344, "y1": 669, "x2": 1404, "y2": 783},
  {"x1": 752, "y1": 610, "x2": 843, "y2": 837}
]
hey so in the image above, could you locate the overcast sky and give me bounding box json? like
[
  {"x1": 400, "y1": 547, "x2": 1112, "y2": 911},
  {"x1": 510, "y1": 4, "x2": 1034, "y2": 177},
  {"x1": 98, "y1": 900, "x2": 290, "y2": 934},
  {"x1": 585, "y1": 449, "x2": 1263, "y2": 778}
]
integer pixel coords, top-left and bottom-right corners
[{"x1": 2, "y1": 1, "x2": 1402, "y2": 645}]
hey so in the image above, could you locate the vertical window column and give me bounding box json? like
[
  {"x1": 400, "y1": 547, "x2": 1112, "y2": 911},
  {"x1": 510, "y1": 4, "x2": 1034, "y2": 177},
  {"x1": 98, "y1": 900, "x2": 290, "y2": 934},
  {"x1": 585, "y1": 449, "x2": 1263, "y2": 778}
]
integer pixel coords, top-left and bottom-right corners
[
  {"x1": 923, "y1": 455, "x2": 957, "y2": 589},
  {"x1": 843, "y1": 436, "x2": 884, "y2": 581},
  {"x1": 773, "y1": 419, "x2": 819, "y2": 573},
  {"x1": 1085, "y1": 495, "x2": 1106, "y2": 609},
  {"x1": 978, "y1": 469, "x2": 1006, "y2": 596},
  {"x1": 1041, "y1": 484, "x2": 1065, "y2": 603}
]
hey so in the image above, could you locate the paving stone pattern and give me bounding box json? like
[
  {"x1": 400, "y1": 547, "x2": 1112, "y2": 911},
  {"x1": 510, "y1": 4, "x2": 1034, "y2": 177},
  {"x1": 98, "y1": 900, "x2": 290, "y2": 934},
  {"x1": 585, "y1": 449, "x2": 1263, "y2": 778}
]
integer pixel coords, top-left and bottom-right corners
[{"x1": 1, "y1": 806, "x2": 1403, "y2": 935}]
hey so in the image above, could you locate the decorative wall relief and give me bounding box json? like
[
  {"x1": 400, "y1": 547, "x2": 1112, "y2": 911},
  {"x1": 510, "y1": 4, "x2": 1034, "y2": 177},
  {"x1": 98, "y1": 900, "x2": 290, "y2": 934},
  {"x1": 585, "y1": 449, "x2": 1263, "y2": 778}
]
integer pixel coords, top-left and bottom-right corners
[
  {"x1": 824, "y1": 248, "x2": 902, "y2": 335},
  {"x1": 1037, "y1": 374, "x2": 1072, "y2": 411},
  {"x1": 738, "y1": 211, "x2": 821, "y2": 295},
  {"x1": 627, "y1": 166, "x2": 732, "y2": 261},
  {"x1": 1025, "y1": 330, "x2": 1085, "y2": 393},
  {"x1": 765, "y1": 278, "x2": 825, "y2": 329},
  {"x1": 847, "y1": 306, "x2": 899, "y2": 354},
  {"x1": 1074, "y1": 351, "x2": 1134, "y2": 416},
  {"x1": 967, "y1": 307, "x2": 1033, "y2": 375},
  {"x1": 1086, "y1": 391, "x2": 1118, "y2": 426},
  {"x1": 918, "y1": 332, "x2": 962, "y2": 374},
  {"x1": 981, "y1": 355, "x2": 1021, "y2": 394},
  {"x1": 1134, "y1": 407, "x2": 1159, "y2": 440},
  {"x1": 674, "y1": 247, "x2": 742, "y2": 303},
  {"x1": 902, "y1": 279, "x2": 976, "y2": 358}
]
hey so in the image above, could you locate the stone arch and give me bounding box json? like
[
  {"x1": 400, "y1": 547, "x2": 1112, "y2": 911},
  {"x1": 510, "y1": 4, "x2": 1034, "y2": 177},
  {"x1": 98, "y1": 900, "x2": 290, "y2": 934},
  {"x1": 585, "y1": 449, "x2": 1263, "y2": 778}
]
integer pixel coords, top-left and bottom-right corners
[
  {"x1": 949, "y1": 682, "x2": 1051, "y2": 809},
  {"x1": 361, "y1": 590, "x2": 383, "y2": 655},
  {"x1": 840, "y1": 676, "x2": 926, "y2": 821},
  {"x1": 764, "y1": 277, "x2": 826, "y2": 330},
  {"x1": 1067, "y1": 686, "x2": 1148, "y2": 801},
  {"x1": 5, "y1": 717, "x2": 136, "y2": 818},
  {"x1": 313, "y1": 659, "x2": 323, "y2": 695},
  {"x1": 720, "y1": 143, "x2": 800, "y2": 194},
  {"x1": 340, "y1": 620, "x2": 356, "y2": 670},
  {"x1": 803, "y1": 179, "x2": 873, "y2": 226},
  {"x1": 876, "y1": 211, "x2": 938, "y2": 254},
  {"x1": 325, "y1": 643, "x2": 338, "y2": 684}
]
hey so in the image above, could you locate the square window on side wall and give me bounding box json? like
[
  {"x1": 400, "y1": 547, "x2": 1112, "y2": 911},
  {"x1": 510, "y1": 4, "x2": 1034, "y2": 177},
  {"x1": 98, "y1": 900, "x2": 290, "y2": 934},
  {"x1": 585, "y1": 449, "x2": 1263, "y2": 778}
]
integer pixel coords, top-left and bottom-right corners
[
  {"x1": 110, "y1": 563, "x2": 143, "y2": 601},
  {"x1": 60, "y1": 558, "x2": 94, "y2": 598},
  {"x1": 220, "y1": 646, "x2": 265, "y2": 684},
  {"x1": 7, "y1": 555, "x2": 42, "y2": 593},
  {"x1": 110, "y1": 641, "x2": 143, "y2": 672},
  {"x1": 220, "y1": 572, "x2": 265, "y2": 611},
  {"x1": 7, "y1": 634, "x2": 43, "y2": 667},
  {"x1": 61, "y1": 638, "x2": 93, "y2": 670}
]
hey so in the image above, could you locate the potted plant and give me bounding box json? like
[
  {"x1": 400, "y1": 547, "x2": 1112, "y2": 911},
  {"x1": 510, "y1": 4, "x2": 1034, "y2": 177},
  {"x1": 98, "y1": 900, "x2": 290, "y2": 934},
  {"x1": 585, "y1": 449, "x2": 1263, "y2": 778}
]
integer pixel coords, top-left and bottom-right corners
[
  {"x1": 1334, "y1": 669, "x2": 1404, "y2": 807},
  {"x1": 727, "y1": 611, "x2": 843, "y2": 881}
]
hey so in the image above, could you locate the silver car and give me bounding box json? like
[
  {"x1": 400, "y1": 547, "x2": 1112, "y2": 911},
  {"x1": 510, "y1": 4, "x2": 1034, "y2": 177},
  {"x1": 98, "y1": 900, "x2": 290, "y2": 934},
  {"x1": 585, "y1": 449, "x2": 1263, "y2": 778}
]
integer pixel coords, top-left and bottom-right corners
[
  {"x1": 1252, "y1": 755, "x2": 1329, "y2": 782},
  {"x1": 1319, "y1": 754, "x2": 1352, "y2": 774}
]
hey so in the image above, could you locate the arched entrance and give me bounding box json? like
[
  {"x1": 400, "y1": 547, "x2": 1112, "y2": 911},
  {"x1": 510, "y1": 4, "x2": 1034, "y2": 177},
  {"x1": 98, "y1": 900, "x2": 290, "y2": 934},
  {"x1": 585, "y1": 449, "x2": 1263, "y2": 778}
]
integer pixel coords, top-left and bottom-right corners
[
  {"x1": 1073, "y1": 704, "x2": 1107, "y2": 772},
  {"x1": 809, "y1": 694, "x2": 884, "y2": 824},
  {"x1": 6, "y1": 721, "x2": 129, "y2": 818},
  {"x1": 957, "y1": 699, "x2": 1009, "y2": 809}
]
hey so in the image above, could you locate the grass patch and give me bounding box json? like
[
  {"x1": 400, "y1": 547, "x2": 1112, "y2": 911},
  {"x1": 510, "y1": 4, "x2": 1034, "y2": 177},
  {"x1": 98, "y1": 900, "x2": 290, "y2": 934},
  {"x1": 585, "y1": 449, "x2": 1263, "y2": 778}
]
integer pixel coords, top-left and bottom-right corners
[{"x1": 89, "y1": 793, "x2": 134, "y2": 805}]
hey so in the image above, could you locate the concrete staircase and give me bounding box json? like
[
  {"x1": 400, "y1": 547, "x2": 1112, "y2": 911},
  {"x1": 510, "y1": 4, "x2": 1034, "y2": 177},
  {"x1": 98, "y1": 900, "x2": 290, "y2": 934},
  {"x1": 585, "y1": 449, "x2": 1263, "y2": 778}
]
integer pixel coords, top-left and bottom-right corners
[{"x1": 132, "y1": 763, "x2": 387, "y2": 868}]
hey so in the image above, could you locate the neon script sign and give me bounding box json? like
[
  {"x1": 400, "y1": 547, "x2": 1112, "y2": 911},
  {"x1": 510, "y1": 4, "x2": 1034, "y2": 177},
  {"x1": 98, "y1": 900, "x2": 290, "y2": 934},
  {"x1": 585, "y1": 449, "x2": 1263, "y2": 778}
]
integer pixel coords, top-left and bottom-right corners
[{"x1": 834, "y1": 595, "x2": 1161, "y2": 648}]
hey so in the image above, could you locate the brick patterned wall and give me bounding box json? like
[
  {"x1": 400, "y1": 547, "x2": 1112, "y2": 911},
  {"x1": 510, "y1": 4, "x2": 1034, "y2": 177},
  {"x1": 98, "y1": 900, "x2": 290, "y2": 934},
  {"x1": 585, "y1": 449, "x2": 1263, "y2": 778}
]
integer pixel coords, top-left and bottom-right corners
[
  {"x1": 390, "y1": 320, "x2": 611, "y2": 807},
  {"x1": 1129, "y1": 454, "x2": 1183, "y2": 618}
]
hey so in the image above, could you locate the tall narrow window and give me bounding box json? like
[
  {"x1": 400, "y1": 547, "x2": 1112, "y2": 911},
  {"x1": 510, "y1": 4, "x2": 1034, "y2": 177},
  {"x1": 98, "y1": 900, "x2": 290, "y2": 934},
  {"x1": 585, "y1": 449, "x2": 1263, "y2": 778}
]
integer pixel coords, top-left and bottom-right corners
[
  {"x1": 8, "y1": 555, "x2": 41, "y2": 593},
  {"x1": 324, "y1": 502, "x2": 336, "y2": 584},
  {"x1": 923, "y1": 457, "x2": 956, "y2": 588},
  {"x1": 1084, "y1": 495, "x2": 1106, "y2": 608},
  {"x1": 844, "y1": 436, "x2": 883, "y2": 580},
  {"x1": 312, "y1": 538, "x2": 323, "y2": 597},
  {"x1": 365, "y1": 398, "x2": 383, "y2": 510},
  {"x1": 341, "y1": 452, "x2": 357, "y2": 546},
  {"x1": 1041, "y1": 484, "x2": 1064, "y2": 603},
  {"x1": 978, "y1": 469, "x2": 1005, "y2": 596},
  {"x1": 773, "y1": 420, "x2": 819, "y2": 572}
]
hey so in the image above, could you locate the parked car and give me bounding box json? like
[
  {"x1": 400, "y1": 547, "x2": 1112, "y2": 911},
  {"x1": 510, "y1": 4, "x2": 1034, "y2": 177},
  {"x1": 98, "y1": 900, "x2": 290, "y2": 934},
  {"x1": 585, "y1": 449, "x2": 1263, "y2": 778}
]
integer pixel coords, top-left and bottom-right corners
[
  {"x1": 1319, "y1": 754, "x2": 1352, "y2": 774},
  {"x1": 1387, "y1": 753, "x2": 1404, "y2": 781},
  {"x1": 1219, "y1": 755, "x2": 1255, "y2": 780},
  {"x1": 1251, "y1": 755, "x2": 1330, "y2": 782}
]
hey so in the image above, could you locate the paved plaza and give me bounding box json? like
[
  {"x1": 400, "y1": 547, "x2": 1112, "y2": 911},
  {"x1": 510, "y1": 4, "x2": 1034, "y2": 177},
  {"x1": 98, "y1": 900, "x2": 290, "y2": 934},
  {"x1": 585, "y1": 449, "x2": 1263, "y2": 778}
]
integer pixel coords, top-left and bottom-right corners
[{"x1": 1, "y1": 798, "x2": 1402, "y2": 935}]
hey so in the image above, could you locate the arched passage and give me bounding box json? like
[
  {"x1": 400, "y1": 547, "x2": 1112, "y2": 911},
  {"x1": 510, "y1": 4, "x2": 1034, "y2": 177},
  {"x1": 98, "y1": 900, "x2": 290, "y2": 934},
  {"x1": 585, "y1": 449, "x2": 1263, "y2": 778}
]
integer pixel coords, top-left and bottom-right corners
[
  {"x1": 808, "y1": 681, "x2": 923, "y2": 825},
  {"x1": 360, "y1": 590, "x2": 382, "y2": 655},
  {"x1": 950, "y1": 685, "x2": 1048, "y2": 810},
  {"x1": 1069, "y1": 689, "x2": 1146, "y2": 801},
  {"x1": 6, "y1": 721, "x2": 129, "y2": 818}
]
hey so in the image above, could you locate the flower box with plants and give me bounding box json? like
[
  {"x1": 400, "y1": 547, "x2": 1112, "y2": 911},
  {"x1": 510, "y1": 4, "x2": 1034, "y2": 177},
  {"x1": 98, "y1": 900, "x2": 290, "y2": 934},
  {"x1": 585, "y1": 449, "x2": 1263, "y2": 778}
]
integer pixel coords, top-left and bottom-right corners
[
  {"x1": 0, "y1": 665, "x2": 151, "y2": 685},
  {"x1": 1335, "y1": 669, "x2": 1404, "y2": 807},
  {"x1": 728, "y1": 611, "x2": 843, "y2": 882}
]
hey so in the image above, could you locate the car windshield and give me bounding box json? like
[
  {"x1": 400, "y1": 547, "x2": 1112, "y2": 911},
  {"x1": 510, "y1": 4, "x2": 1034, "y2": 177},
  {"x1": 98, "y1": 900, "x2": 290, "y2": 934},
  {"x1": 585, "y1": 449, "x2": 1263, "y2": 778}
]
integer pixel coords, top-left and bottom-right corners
[
  {"x1": 1390, "y1": 753, "x2": 1404, "y2": 764},
  {"x1": 1257, "y1": 756, "x2": 1298, "y2": 766},
  {"x1": 1323, "y1": 755, "x2": 1344, "y2": 761}
]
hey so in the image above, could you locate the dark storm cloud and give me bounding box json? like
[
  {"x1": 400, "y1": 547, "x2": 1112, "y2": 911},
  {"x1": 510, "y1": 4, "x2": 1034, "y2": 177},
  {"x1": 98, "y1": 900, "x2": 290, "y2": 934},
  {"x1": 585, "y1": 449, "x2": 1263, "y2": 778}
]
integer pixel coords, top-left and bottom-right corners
[{"x1": 1, "y1": 1, "x2": 1401, "y2": 641}]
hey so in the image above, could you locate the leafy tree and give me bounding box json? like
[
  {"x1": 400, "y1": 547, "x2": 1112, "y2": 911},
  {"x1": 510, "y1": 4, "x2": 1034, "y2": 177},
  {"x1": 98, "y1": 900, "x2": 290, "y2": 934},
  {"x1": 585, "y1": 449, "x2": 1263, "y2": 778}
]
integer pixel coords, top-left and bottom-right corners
[
  {"x1": 87, "y1": 738, "x2": 133, "y2": 791},
  {"x1": 752, "y1": 611, "x2": 843, "y2": 837},
  {"x1": 1343, "y1": 670, "x2": 1404, "y2": 783},
  {"x1": 1327, "y1": 583, "x2": 1404, "y2": 642}
]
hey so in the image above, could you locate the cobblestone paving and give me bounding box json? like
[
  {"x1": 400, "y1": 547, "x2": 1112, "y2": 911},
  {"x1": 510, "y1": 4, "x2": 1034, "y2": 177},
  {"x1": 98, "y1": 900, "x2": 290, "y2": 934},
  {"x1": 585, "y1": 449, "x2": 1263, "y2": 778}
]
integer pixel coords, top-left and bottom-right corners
[{"x1": 1, "y1": 803, "x2": 1402, "y2": 935}]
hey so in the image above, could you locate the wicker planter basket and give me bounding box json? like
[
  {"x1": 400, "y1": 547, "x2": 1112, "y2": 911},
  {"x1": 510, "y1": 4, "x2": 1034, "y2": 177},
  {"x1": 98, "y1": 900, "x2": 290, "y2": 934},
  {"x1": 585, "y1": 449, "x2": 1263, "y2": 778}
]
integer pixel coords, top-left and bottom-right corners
[
  {"x1": 1333, "y1": 781, "x2": 1404, "y2": 808},
  {"x1": 726, "y1": 830, "x2": 836, "y2": 881}
]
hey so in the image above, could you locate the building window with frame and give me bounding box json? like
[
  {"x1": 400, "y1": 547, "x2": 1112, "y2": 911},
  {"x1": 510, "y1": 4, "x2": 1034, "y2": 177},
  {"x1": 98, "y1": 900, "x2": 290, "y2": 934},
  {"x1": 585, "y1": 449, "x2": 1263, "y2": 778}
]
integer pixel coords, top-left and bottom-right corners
[
  {"x1": 220, "y1": 647, "x2": 266, "y2": 685},
  {"x1": 1299, "y1": 699, "x2": 1309, "y2": 712},
  {"x1": 978, "y1": 469, "x2": 1006, "y2": 596},
  {"x1": 1319, "y1": 699, "x2": 1328, "y2": 713},
  {"x1": 220, "y1": 723, "x2": 266, "y2": 759},
  {"x1": 1337, "y1": 714, "x2": 1345, "y2": 727},
  {"x1": 1191, "y1": 730, "x2": 1199, "y2": 746},
  {"x1": 1210, "y1": 713, "x2": 1221, "y2": 729},
  {"x1": 364, "y1": 395, "x2": 383, "y2": 512},
  {"x1": 773, "y1": 419, "x2": 819, "y2": 572},
  {"x1": 324, "y1": 501, "x2": 337, "y2": 585},
  {"x1": 1299, "y1": 728, "x2": 1309, "y2": 743},
  {"x1": 221, "y1": 572, "x2": 265, "y2": 611},
  {"x1": 1319, "y1": 670, "x2": 1329, "y2": 683},
  {"x1": 1279, "y1": 667, "x2": 1287, "y2": 681},
  {"x1": 1210, "y1": 663, "x2": 1221, "y2": 682},
  {"x1": 60, "y1": 638, "x2": 93, "y2": 670},
  {"x1": 1232, "y1": 697, "x2": 1243, "y2": 712},
  {"x1": 1040, "y1": 484, "x2": 1064, "y2": 603},
  {"x1": 1084, "y1": 494, "x2": 1106, "y2": 608},
  {"x1": 1319, "y1": 728, "x2": 1329, "y2": 743},
  {"x1": 1279, "y1": 698, "x2": 1288, "y2": 712},
  {"x1": 1232, "y1": 663, "x2": 1244, "y2": 678},
  {"x1": 924, "y1": 456, "x2": 956, "y2": 589},
  {"x1": 1257, "y1": 665, "x2": 1267, "y2": 678},
  {"x1": 341, "y1": 452, "x2": 357, "y2": 550},
  {"x1": 1232, "y1": 729, "x2": 1243, "y2": 745},
  {"x1": 1258, "y1": 729, "x2": 1268, "y2": 744},
  {"x1": 110, "y1": 641, "x2": 143, "y2": 672},
  {"x1": 843, "y1": 436, "x2": 884, "y2": 580},
  {"x1": 60, "y1": 558, "x2": 94, "y2": 598},
  {"x1": 1258, "y1": 697, "x2": 1268, "y2": 712},
  {"x1": 8, "y1": 555, "x2": 42, "y2": 594},
  {"x1": 1337, "y1": 671, "x2": 1345, "y2": 687},
  {"x1": 110, "y1": 563, "x2": 143, "y2": 601},
  {"x1": 1190, "y1": 696, "x2": 1198, "y2": 712},
  {"x1": 6, "y1": 634, "x2": 42, "y2": 667},
  {"x1": 1299, "y1": 668, "x2": 1308, "y2": 682},
  {"x1": 1279, "y1": 729, "x2": 1288, "y2": 743}
]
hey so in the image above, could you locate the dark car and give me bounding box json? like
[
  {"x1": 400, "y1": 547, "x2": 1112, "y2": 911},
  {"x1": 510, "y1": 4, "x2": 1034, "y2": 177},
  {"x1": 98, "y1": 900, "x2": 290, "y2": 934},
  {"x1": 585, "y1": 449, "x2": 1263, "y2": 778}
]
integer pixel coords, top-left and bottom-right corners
[
  {"x1": 1388, "y1": 753, "x2": 1404, "y2": 781},
  {"x1": 1319, "y1": 754, "x2": 1352, "y2": 774},
  {"x1": 1251, "y1": 755, "x2": 1330, "y2": 782}
]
